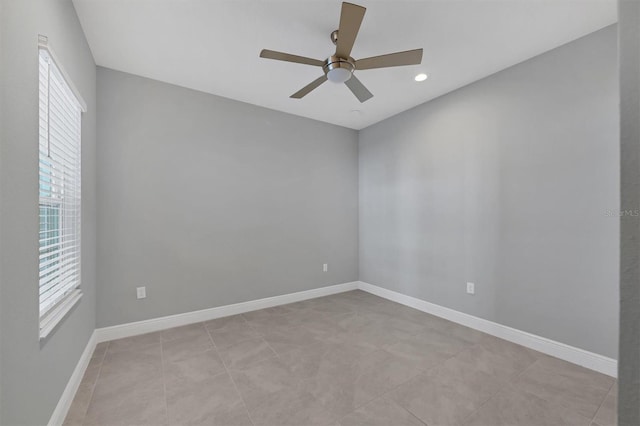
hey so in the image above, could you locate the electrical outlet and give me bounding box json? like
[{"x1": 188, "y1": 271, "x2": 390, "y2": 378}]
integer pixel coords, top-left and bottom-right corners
[
  {"x1": 323, "y1": 263, "x2": 328, "y2": 272},
  {"x1": 466, "y1": 282, "x2": 475, "y2": 295},
  {"x1": 136, "y1": 286, "x2": 146, "y2": 299}
]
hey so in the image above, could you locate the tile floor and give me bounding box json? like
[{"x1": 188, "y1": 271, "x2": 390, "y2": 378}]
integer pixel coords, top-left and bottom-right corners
[{"x1": 64, "y1": 290, "x2": 617, "y2": 426}]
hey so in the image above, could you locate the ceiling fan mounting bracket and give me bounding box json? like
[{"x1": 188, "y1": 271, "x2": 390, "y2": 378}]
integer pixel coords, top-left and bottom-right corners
[{"x1": 330, "y1": 30, "x2": 339, "y2": 46}]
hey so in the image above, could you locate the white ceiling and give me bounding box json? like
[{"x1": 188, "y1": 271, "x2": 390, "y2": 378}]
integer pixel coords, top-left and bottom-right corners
[{"x1": 72, "y1": 0, "x2": 617, "y2": 130}]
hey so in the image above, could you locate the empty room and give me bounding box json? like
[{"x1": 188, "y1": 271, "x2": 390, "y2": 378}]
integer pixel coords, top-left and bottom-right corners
[{"x1": 1, "y1": 0, "x2": 639, "y2": 425}]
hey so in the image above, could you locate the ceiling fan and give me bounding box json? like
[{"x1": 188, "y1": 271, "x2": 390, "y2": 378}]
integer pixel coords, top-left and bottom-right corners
[{"x1": 259, "y1": 2, "x2": 423, "y2": 103}]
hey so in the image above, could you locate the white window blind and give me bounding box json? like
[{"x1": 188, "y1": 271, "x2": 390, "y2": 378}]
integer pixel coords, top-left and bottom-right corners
[{"x1": 38, "y1": 46, "x2": 83, "y2": 328}]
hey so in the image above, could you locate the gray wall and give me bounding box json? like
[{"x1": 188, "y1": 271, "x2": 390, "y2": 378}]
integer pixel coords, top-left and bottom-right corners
[
  {"x1": 359, "y1": 25, "x2": 619, "y2": 358},
  {"x1": 618, "y1": 0, "x2": 640, "y2": 423},
  {"x1": 96, "y1": 68, "x2": 359, "y2": 327},
  {"x1": 0, "y1": 0, "x2": 97, "y2": 424}
]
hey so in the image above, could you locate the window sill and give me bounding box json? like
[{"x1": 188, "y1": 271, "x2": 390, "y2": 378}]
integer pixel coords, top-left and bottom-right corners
[{"x1": 40, "y1": 289, "x2": 82, "y2": 340}]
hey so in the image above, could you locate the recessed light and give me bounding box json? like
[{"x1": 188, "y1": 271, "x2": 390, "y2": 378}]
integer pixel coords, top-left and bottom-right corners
[{"x1": 414, "y1": 73, "x2": 428, "y2": 82}]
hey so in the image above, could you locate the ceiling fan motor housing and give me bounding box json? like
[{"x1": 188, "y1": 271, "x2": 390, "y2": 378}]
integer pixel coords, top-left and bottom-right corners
[{"x1": 323, "y1": 55, "x2": 355, "y2": 83}]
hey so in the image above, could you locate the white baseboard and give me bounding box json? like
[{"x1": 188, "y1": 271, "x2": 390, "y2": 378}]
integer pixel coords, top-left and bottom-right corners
[
  {"x1": 357, "y1": 281, "x2": 617, "y2": 377},
  {"x1": 95, "y1": 281, "x2": 359, "y2": 343},
  {"x1": 48, "y1": 330, "x2": 97, "y2": 426}
]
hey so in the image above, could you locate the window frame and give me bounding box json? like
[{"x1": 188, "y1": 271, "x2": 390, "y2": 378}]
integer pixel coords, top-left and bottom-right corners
[{"x1": 38, "y1": 35, "x2": 87, "y2": 340}]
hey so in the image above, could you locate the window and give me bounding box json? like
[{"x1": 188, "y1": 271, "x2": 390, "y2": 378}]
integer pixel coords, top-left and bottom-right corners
[{"x1": 38, "y1": 37, "x2": 85, "y2": 338}]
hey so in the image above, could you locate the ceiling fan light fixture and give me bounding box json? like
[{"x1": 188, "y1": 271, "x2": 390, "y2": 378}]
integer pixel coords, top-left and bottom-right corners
[
  {"x1": 327, "y1": 67, "x2": 353, "y2": 83},
  {"x1": 323, "y1": 56, "x2": 355, "y2": 83},
  {"x1": 415, "y1": 73, "x2": 428, "y2": 82}
]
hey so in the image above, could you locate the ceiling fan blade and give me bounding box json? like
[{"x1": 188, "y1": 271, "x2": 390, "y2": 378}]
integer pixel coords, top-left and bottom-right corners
[
  {"x1": 345, "y1": 75, "x2": 373, "y2": 103},
  {"x1": 260, "y1": 49, "x2": 325, "y2": 67},
  {"x1": 356, "y1": 49, "x2": 423, "y2": 70},
  {"x1": 290, "y1": 75, "x2": 328, "y2": 99},
  {"x1": 335, "y1": 2, "x2": 366, "y2": 59}
]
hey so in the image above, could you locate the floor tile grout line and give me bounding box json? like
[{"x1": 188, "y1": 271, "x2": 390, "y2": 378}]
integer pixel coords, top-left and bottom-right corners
[
  {"x1": 209, "y1": 321, "x2": 282, "y2": 371},
  {"x1": 386, "y1": 394, "x2": 430, "y2": 426},
  {"x1": 204, "y1": 314, "x2": 281, "y2": 357},
  {"x1": 590, "y1": 377, "x2": 617, "y2": 424},
  {"x1": 382, "y1": 339, "x2": 536, "y2": 426},
  {"x1": 457, "y1": 353, "x2": 541, "y2": 425},
  {"x1": 506, "y1": 356, "x2": 610, "y2": 423},
  {"x1": 232, "y1": 320, "x2": 317, "y2": 403},
  {"x1": 74, "y1": 341, "x2": 110, "y2": 426},
  {"x1": 337, "y1": 381, "x2": 410, "y2": 424},
  {"x1": 300, "y1": 297, "x2": 469, "y2": 424},
  {"x1": 233, "y1": 296, "x2": 390, "y2": 424},
  {"x1": 458, "y1": 388, "x2": 503, "y2": 426},
  {"x1": 204, "y1": 322, "x2": 257, "y2": 426},
  {"x1": 401, "y1": 405, "x2": 430, "y2": 426},
  {"x1": 98, "y1": 341, "x2": 110, "y2": 363},
  {"x1": 159, "y1": 334, "x2": 170, "y2": 425},
  {"x1": 207, "y1": 329, "x2": 267, "y2": 352},
  {"x1": 358, "y1": 347, "x2": 463, "y2": 426},
  {"x1": 333, "y1": 348, "x2": 439, "y2": 426},
  {"x1": 241, "y1": 315, "x2": 282, "y2": 358}
]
